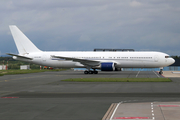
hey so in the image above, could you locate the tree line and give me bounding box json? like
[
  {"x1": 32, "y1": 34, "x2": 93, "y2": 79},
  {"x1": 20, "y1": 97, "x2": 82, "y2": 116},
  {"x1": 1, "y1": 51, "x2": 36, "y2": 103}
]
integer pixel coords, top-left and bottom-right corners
[{"x1": 0, "y1": 57, "x2": 40, "y2": 69}]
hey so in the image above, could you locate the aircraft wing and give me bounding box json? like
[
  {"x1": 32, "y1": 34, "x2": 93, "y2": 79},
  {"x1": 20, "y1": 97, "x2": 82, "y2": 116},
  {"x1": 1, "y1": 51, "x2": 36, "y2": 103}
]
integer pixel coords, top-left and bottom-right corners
[
  {"x1": 6, "y1": 53, "x2": 33, "y2": 60},
  {"x1": 51, "y1": 55, "x2": 100, "y2": 67}
]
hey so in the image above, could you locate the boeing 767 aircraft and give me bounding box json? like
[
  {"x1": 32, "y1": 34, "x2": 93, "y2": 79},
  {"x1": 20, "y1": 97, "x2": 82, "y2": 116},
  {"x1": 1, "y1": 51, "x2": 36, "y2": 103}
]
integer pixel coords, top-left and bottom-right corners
[{"x1": 7, "y1": 25, "x2": 175, "y2": 74}]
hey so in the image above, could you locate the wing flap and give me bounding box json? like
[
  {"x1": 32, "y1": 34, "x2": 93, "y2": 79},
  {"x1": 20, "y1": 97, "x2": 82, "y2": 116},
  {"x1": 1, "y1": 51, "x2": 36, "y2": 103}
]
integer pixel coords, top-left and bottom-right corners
[{"x1": 51, "y1": 55, "x2": 100, "y2": 66}]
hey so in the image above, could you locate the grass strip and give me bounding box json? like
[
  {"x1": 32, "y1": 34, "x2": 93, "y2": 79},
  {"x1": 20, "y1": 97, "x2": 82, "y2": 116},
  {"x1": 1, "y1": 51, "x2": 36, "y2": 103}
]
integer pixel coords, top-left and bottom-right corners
[{"x1": 62, "y1": 78, "x2": 172, "y2": 82}]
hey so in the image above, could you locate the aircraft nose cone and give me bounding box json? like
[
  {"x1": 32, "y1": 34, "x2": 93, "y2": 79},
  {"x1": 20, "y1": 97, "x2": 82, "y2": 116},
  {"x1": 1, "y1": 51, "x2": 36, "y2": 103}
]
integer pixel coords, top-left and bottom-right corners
[{"x1": 171, "y1": 58, "x2": 175, "y2": 64}]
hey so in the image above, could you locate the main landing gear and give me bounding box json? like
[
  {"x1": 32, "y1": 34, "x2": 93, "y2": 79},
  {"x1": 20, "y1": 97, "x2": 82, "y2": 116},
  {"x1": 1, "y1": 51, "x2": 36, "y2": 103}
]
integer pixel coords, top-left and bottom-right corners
[
  {"x1": 84, "y1": 70, "x2": 98, "y2": 74},
  {"x1": 159, "y1": 69, "x2": 163, "y2": 75}
]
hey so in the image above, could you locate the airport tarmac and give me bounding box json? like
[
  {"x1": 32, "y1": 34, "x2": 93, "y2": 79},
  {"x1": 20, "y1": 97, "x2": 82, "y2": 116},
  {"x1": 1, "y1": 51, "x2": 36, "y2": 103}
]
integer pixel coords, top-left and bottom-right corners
[
  {"x1": 103, "y1": 102, "x2": 180, "y2": 120},
  {"x1": 0, "y1": 70, "x2": 180, "y2": 120}
]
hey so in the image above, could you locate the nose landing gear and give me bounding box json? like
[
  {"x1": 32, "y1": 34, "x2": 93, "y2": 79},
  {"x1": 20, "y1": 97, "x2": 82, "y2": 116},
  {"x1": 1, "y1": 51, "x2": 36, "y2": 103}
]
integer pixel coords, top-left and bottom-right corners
[{"x1": 159, "y1": 69, "x2": 163, "y2": 75}]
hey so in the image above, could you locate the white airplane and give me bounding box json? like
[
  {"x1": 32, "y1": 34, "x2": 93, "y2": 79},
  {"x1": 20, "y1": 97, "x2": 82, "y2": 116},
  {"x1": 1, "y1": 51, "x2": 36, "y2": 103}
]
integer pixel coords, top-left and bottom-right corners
[{"x1": 7, "y1": 25, "x2": 175, "y2": 74}]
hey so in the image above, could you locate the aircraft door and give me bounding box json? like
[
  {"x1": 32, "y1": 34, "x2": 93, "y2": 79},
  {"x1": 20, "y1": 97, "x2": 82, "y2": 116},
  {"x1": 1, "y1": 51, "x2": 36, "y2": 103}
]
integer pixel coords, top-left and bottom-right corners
[
  {"x1": 42, "y1": 54, "x2": 47, "y2": 63},
  {"x1": 154, "y1": 55, "x2": 158, "y2": 62}
]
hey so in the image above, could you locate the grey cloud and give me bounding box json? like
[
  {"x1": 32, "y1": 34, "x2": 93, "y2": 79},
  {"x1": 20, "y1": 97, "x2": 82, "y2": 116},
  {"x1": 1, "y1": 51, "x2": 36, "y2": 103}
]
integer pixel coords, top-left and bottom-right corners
[{"x1": 0, "y1": 0, "x2": 180, "y2": 55}]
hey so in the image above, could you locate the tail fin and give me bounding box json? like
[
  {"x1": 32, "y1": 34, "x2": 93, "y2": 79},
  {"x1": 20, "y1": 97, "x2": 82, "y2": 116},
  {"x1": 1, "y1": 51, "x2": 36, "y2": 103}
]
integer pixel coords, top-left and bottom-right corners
[{"x1": 9, "y1": 25, "x2": 42, "y2": 54}]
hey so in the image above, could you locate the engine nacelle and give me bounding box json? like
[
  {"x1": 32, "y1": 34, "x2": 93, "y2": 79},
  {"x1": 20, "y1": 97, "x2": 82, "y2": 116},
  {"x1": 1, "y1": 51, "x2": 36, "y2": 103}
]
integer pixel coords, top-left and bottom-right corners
[
  {"x1": 115, "y1": 68, "x2": 122, "y2": 71},
  {"x1": 101, "y1": 62, "x2": 115, "y2": 71}
]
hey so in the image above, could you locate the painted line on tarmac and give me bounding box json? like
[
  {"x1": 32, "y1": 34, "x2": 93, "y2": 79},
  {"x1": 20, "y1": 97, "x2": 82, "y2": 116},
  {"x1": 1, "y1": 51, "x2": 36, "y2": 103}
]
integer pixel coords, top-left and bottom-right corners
[
  {"x1": 158, "y1": 105, "x2": 180, "y2": 107},
  {"x1": 1, "y1": 97, "x2": 19, "y2": 98},
  {"x1": 113, "y1": 117, "x2": 150, "y2": 119},
  {"x1": 151, "y1": 102, "x2": 155, "y2": 120},
  {"x1": 160, "y1": 74, "x2": 166, "y2": 78},
  {"x1": 110, "y1": 102, "x2": 122, "y2": 120},
  {"x1": 153, "y1": 71, "x2": 160, "y2": 78},
  {"x1": 136, "y1": 71, "x2": 140, "y2": 77},
  {"x1": 0, "y1": 75, "x2": 50, "y2": 82}
]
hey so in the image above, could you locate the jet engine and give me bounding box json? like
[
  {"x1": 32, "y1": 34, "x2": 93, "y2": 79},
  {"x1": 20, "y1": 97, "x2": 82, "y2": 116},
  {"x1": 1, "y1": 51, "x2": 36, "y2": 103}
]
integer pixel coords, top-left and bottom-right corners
[{"x1": 101, "y1": 62, "x2": 115, "y2": 71}]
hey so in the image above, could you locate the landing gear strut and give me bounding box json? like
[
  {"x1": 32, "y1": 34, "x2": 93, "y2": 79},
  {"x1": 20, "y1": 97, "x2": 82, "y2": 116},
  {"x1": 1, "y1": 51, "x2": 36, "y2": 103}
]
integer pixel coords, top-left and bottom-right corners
[{"x1": 159, "y1": 69, "x2": 163, "y2": 75}]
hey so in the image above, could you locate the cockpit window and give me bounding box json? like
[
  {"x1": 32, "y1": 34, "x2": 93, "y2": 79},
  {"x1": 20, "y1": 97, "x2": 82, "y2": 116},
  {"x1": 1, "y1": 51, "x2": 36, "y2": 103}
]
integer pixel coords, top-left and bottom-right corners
[{"x1": 165, "y1": 56, "x2": 171, "y2": 58}]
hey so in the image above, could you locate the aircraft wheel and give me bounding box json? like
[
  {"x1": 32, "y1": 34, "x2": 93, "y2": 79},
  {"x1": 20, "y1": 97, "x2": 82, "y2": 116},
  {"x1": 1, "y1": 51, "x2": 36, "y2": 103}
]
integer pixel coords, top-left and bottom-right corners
[
  {"x1": 89, "y1": 71, "x2": 94, "y2": 74},
  {"x1": 159, "y1": 71, "x2": 163, "y2": 75},
  {"x1": 84, "y1": 71, "x2": 89, "y2": 74},
  {"x1": 94, "y1": 71, "x2": 98, "y2": 74}
]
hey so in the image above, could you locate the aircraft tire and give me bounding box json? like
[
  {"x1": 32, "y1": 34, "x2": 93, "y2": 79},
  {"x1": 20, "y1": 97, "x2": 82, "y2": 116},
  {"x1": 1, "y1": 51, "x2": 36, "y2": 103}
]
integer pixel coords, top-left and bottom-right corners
[
  {"x1": 94, "y1": 71, "x2": 98, "y2": 74},
  {"x1": 159, "y1": 71, "x2": 163, "y2": 75},
  {"x1": 84, "y1": 71, "x2": 89, "y2": 74},
  {"x1": 89, "y1": 71, "x2": 94, "y2": 74}
]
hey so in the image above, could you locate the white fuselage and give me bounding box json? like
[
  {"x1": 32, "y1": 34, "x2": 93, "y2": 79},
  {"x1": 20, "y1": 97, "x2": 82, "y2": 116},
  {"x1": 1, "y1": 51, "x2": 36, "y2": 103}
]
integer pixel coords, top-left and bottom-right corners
[
  {"x1": 14, "y1": 51, "x2": 175, "y2": 69},
  {"x1": 8, "y1": 25, "x2": 175, "y2": 74}
]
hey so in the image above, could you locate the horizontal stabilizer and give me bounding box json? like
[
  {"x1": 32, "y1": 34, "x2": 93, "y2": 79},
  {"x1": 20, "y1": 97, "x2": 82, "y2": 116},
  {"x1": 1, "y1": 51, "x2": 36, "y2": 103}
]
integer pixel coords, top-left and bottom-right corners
[{"x1": 6, "y1": 53, "x2": 33, "y2": 60}]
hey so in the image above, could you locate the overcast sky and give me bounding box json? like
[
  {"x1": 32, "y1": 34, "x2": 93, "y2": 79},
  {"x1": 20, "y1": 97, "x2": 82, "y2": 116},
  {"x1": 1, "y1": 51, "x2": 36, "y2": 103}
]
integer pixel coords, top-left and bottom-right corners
[{"x1": 0, "y1": 0, "x2": 180, "y2": 56}]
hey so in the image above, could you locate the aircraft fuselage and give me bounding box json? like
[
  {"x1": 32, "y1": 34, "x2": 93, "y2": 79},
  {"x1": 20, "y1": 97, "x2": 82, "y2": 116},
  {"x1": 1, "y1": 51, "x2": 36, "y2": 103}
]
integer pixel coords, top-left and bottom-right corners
[{"x1": 14, "y1": 51, "x2": 175, "y2": 69}]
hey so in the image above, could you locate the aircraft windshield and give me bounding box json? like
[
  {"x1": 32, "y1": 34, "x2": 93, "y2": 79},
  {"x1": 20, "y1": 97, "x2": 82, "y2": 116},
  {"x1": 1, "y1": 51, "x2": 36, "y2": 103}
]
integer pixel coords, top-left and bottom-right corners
[{"x1": 165, "y1": 56, "x2": 171, "y2": 58}]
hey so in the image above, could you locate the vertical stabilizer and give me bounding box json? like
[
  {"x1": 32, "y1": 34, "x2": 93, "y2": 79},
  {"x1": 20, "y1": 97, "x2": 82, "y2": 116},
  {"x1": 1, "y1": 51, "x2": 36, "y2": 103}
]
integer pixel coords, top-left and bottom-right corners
[{"x1": 9, "y1": 25, "x2": 42, "y2": 54}]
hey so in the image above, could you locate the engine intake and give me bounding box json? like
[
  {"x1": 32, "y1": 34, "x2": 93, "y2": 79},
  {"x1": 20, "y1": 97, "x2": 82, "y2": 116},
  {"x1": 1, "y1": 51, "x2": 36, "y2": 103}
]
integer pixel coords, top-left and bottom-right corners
[{"x1": 101, "y1": 62, "x2": 115, "y2": 71}]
